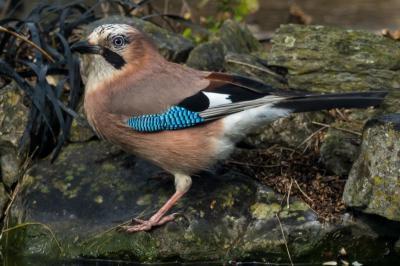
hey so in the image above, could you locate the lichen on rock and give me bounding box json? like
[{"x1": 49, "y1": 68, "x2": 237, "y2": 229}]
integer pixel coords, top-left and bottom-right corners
[
  {"x1": 268, "y1": 24, "x2": 400, "y2": 112},
  {"x1": 343, "y1": 113, "x2": 400, "y2": 221},
  {"x1": 0, "y1": 81, "x2": 30, "y2": 188}
]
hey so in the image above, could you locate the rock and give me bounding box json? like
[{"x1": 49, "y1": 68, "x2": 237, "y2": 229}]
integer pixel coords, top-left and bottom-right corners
[
  {"x1": 186, "y1": 19, "x2": 263, "y2": 71},
  {"x1": 319, "y1": 123, "x2": 362, "y2": 175},
  {"x1": 343, "y1": 113, "x2": 400, "y2": 221},
  {"x1": 186, "y1": 38, "x2": 226, "y2": 71},
  {"x1": 67, "y1": 98, "x2": 96, "y2": 142},
  {"x1": 79, "y1": 16, "x2": 195, "y2": 84},
  {"x1": 223, "y1": 52, "x2": 286, "y2": 88},
  {"x1": 268, "y1": 24, "x2": 400, "y2": 112},
  {"x1": 4, "y1": 140, "x2": 396, "y2": 263},
  {"x1": 395, "y1": 238, "x2": 400, "y2": 254},
  {"x1": 211, "y1": 19, "x2": 264, "y2": 55},
  {"x1": 0, "y1": 183, "x2": 9, "y2": 220},
  {"x1": 0, "y1": 81, "x2": 30, "y2": 188},
  {"x1": 243, "y1": 111, "x2": 334, "y2": 149},
  {"x1": 348, "y1": 108, "x2": 384, "y2": 122}
]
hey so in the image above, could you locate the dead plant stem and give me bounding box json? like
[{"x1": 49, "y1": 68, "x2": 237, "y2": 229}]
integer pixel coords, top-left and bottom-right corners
[
  {"x1": 276, "y1": 213, "x2": 294, "y2": 266},
  {"x1": 0, "y1": 26, "x2": 56, "y2": 63}
]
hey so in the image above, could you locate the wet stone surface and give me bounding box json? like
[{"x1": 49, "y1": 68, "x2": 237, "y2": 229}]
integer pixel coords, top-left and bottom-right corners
[
  {"x1": 3, "y1": 140, "x2": 400, "y2": 263},
  {"x1": 343, "y1": 113, "x2": 400, "y2": 221}
]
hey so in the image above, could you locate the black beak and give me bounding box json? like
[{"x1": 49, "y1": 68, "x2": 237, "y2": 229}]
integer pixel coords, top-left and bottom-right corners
[{"x1": 70, "y1": 40, "x2": 102, "y2": 55}]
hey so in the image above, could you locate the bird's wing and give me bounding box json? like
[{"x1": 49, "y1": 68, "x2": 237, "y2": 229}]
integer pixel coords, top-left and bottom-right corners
[
  {"x1": 181, "y1": 72, "x2": 306, "y2": 121},
  {"x1": 112, "y1": 67, "x2": 387, "y2": 132}
]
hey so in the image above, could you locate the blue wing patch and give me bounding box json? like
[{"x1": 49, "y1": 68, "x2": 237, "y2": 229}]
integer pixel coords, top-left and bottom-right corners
[{"x1": 124, "y1": 106, "x2": 205, "y2": 131}]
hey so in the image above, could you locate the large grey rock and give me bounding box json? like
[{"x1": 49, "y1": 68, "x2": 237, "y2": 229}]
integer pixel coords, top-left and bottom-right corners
[
  {"x1": 0, "y1": 81, "x2": 30, "y2": 188},
  {"x1": 4, "y1": 140, "x2": 396, "y2": 263},
  {"x1": 79, "y1": 16, "x2": 195, "y2": 84},
  {"x1": 319, "y1": 123, "x2": 362, "y2": 175},
  {"x1": 343, "y1": 113, "x2": 400, "y2": 221},
  {"x1": 67, "y1": 98, "x2": 96, "y2": 143},
  {"x1": 268, "y1": 24, "x2": 400, "y2": 112},
  {"x1": 244, "y1": 111, "x2": 334, "y2": 149},
  {"x1": 186, "y1": 19, "x2": 263, "y2": 71}
]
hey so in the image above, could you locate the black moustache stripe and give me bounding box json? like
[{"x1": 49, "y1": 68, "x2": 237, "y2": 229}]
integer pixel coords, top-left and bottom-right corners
[{"x1": 102, "y1": 48, "x2": 126, "y2": 70}]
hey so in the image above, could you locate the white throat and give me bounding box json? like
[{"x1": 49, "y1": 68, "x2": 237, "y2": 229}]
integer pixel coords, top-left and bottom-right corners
[{"x1": 81, "y1": 54, "x2": 117, "y2": 93}]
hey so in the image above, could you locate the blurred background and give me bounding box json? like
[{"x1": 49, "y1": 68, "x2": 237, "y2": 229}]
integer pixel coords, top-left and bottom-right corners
[{"x1": 2, "y1": 0, "x2": 400, "y2": 40}]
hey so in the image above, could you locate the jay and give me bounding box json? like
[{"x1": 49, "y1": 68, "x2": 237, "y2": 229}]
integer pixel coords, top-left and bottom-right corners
[{"x1": 70, "y1": 24, "x2": 387, "y2": 233}]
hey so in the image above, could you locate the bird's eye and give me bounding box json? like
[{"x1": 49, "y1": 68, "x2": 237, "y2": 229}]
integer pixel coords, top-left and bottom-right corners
[{"x1": 113, "y1": 37, "x2": 124, "y2": 46}]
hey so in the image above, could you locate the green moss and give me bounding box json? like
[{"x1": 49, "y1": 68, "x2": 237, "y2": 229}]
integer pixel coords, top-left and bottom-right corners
[
  {"x1": 251, "y1": 203, "x2": 281, "y2": 219},
  {"x1": 94, "y1": 195, "x2": 103, "y2": 203},
  {"x1": 136, "y1": 194, "x2": 152, "y2": 205},
  {"x1": 290, "y1": 201, "x2": 309, "y2": 211}
]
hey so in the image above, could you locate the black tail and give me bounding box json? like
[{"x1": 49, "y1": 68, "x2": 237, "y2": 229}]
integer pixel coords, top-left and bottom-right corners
[{"x1": 272, "y1": 91, "x2": 388, "y2": 113}]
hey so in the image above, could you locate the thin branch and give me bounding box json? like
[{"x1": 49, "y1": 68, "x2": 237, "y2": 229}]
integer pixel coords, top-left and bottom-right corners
[
  {"x1": 287, "y1": 178, "x2": 293, "y2": 209},
  {"x1": 296, "y1": 126, "x2": 328, "y2": 150},
  {"x1": 0, "y1": 26, "x2": 56, "y2": 63},
  {"x1": 228, "y1": 160, "x2": 280, "y2": 168},
  {"x1": 225, "y1": 59, "x2": 287, "y2": 82},
  {"x1": 312, "y1": 121, "x2": 362, "y2": 136},
  {"x1": 82, "y1": 208, "x2": 157, "y2": 244},
  {"x1": 294, "y1": 180, "x2": 313, "y2": 202},
  {"x1": 275, "y1": 213, "x2": 294, "y2": 266},
  {"x1": 182, "y1": 0, "x2": 196, "y2": 23},
  {"x1": 3, "y1": 222, "x2": 62, "y2": 255}
]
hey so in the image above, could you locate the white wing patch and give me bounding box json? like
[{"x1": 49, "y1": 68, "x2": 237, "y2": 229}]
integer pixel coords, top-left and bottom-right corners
[{"x1": 203, "y1": 92, "x2": 232, "y2": 107}]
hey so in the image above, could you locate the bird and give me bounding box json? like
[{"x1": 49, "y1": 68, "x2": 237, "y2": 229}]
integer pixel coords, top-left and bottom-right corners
[{"x1": 70, "y1": 24, "x2": 388, "y2": 233}]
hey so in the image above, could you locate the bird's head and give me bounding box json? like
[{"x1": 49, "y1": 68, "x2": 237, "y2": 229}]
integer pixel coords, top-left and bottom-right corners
[{"x1": 71, "y1": 24, "x2": 157, "y2": 71}]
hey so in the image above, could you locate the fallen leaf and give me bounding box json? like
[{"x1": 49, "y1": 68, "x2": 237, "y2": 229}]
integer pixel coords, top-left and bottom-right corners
[{"x1": 210, "y1": 200, "x2": 216, "y2": 209}]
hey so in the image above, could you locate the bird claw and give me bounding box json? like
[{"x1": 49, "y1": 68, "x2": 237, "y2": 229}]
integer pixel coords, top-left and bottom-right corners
[
  {"x1": 116, "y1": 213, "x2": 186, "y2": 234},
  {"x1": 147, "y1": 171, "x2": 175, "y2": 185}
]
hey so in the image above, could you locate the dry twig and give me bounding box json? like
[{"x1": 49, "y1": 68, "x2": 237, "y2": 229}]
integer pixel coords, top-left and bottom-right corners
[
  {"x1": 82, "y1": 208, "x2": 157, "y2": 244},
  {"x1": 3, "y1": 222, "x2": 62, "y2": 255},
  {"x1": 276, "y1": 213, "x2": 294, "y2": 266},
  {"x1": 312, "y1": 121, "x2": 362, "y2": 136},
  {"x1": 294, "y1": 180, "x2": 313, "y2": 202},
  {"x1": 0, "y1": 26, "x2": 56, "y2": 63},
  {"x1": 225, "y1": 59, "x2": 287, "y2": 81}
]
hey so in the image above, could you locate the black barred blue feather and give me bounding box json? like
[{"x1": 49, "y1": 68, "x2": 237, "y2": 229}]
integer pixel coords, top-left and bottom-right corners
[{"x1": 125, "y1": 107, "x2": 205, "y2": 131}]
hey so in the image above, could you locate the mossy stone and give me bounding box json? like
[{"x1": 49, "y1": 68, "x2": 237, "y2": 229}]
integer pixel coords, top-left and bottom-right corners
[
  {"x1": 3, "y1": 140, "x2": 371, "y2": 263},
  {"x1": 67, "y1": 98, "x2": 96, "y2": 142},
  {"x1": 186, "y1": 19, "x2": 264, "y2": 71},
  {"x1": 319, "y1": 122, "x2": 362, "y2": 175},
  {"x1": 0, "y1": 81, "x2": 30, "y2": 188},
  {"x1": 268, "y1": 24, "x2": 400, "y2": 112},
  {"x1": 343, "y1": 113, "x2": 400, "y2": 221}
]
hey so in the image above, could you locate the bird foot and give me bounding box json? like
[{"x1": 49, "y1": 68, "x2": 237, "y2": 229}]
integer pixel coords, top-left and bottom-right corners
[
  {"x1": 118, "y1": 213, "x2": 186, "y2": 233},
  {"x1": 147, "y1": 171, "x2": 175, "y2": 184}
]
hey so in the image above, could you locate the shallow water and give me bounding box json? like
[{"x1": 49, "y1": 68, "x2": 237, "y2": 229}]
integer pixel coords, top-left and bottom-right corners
[{"x1": 2, "y1": 256, "x2": 400, "y2": 266}]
